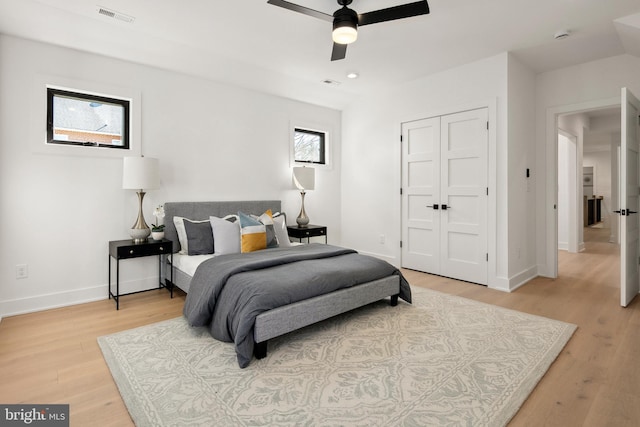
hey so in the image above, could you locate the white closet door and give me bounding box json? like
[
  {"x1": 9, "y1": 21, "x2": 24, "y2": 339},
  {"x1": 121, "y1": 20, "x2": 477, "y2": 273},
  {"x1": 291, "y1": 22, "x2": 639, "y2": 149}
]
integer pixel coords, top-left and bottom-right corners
[
  {"x1": 440, "y1": 109, "x2": 488, "y2": 284},
  {"x1": 401, "y1": 108, "x2": 488, "y2": 285},
  {"x1": 401, "y1": 117, "x2": 441, "y2": 273}
]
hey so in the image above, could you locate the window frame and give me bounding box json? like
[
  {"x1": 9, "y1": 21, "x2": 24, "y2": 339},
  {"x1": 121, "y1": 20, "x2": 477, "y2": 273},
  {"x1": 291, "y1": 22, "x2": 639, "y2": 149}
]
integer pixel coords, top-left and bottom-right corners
[
  {"x1": 293, "y1": 127, "x2": 327, "y2": 165},
  {"x1": 31, "y1": 74, "x2": 141, "y2": 158},
  {"x1": 46, "y1": 87, "x2": 131, "y2": 150}
]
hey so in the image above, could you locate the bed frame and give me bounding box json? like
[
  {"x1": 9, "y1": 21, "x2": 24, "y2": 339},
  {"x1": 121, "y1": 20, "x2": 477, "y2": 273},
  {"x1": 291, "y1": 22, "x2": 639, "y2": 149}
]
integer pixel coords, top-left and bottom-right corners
[{"x1": 162, "y1": 200, "x2": 400, "y2": 360}]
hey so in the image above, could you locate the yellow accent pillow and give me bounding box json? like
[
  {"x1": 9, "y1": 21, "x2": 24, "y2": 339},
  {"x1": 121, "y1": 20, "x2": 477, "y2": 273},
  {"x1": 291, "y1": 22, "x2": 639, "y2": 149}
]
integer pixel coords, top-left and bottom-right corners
[{"x1": 238, "y1": 211, "x2": 267, "y2": 253}]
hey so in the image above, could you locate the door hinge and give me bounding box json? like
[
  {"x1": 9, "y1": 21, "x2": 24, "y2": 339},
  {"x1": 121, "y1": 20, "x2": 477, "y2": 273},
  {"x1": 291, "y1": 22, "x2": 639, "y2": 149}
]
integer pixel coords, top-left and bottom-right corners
[
  {"x1": 400, "y1": 135, "x2": 403, "y2": 142},
  {"x1": 486, "y1": 187, "x2": 489, "y2": 196},
  {"x1": 486, "y1": 121, "x2": 489, "y2": 130},
  {"x1": 486, "y1": 253, "x2": 488, "y2": 262},
  {"x1": 400, "y1": 241, "x2": 403, "y2": 248},
  {"x1": 400, "y1": 188, "x2": 403, "y2": 195}
]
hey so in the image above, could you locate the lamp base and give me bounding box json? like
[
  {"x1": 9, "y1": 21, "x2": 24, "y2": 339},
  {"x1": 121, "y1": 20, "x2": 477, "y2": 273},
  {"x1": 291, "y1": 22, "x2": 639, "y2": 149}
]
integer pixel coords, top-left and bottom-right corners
[
  {"x1": 129, "y1": 227, "x2": 150, "y2": 243},
  {"x1": 129, "y1": 190, "x2": 151, "y2": 242},
  {"x1": 296, "y1": 191, "x2": 310, "y2": 228}
]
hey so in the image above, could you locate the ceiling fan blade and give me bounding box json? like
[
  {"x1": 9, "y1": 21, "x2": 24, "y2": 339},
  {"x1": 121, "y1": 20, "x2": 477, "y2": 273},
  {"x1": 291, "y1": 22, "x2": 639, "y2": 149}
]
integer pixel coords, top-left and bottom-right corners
[
  {"x1": 267, "y1": 0, "x2": 333, "y2": 22},
  {"x1": 358, "y1": 0, "x2": 430, "y2": 26},
  {"x1": 331, "y1": 43, "x2": 347, "y2": 61}
]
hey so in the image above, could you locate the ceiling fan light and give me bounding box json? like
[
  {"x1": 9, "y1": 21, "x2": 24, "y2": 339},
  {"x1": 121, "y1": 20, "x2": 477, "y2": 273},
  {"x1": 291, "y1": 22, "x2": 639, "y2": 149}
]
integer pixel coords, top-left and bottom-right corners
[{"x1": 332, "y1": 25, "x2": 357, "y2": 44}]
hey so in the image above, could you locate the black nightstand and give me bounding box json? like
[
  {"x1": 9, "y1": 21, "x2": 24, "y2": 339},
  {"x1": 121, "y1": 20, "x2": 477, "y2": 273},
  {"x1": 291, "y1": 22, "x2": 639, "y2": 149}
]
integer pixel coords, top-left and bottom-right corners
[
  {"x1": 287, "y1": 225, "x2": 327, "y2": 244},
  {"x1": 108, "y1": 238, "x2": 173, "y2": 310}
]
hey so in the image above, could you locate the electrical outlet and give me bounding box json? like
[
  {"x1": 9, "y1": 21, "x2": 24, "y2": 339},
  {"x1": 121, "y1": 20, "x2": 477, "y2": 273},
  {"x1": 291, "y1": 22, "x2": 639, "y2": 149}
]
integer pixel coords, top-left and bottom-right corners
[{"x1": 16, "y1": 264, "x2": 28, "y2": 279}]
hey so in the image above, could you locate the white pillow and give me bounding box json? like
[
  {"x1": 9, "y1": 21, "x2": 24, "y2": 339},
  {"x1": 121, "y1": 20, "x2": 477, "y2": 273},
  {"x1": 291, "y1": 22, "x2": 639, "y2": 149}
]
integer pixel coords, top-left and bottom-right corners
[
  {"x1": 272, "y1": 214, "x2": 292, "y2": 247},
  {"x1": 173, "y1": 217, "x2": 211, "y2": 255},
  {"x1": 210, "y1": 215, "x2": 241, "y2": 255}
]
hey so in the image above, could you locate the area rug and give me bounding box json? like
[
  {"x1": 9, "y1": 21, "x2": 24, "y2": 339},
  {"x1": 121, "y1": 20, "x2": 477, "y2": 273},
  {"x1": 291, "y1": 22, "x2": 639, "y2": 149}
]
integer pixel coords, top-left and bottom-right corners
[{"x1": 98, "y1": 287, "x2": 576, "y2": 427}]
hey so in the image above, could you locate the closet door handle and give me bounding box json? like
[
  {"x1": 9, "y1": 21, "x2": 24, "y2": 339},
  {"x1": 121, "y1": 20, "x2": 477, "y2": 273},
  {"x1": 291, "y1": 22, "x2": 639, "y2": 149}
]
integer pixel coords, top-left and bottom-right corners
[
  {"x1": 426, "y1": 204, "x2": 439, "y2": 210},
  {"x1": 628, "y1": 209, "x2": 638, "y2": 215},
  {"x1": 441, "y1": 204, "x2": 449, "y2": 210}
]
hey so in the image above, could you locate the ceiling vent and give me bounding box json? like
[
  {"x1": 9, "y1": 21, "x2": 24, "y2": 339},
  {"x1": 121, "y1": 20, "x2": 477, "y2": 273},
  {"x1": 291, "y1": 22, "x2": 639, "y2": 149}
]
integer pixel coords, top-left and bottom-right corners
[{"x1": 97, "y1": 6, "x2": 135, "y2": 23}]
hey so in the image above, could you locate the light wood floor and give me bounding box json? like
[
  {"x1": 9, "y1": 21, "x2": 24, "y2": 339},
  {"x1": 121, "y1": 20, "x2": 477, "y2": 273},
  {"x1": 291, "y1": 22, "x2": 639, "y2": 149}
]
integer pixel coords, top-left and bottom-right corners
[{"x1": 1, "y1": 228, "x2": 638, "y2": 426}]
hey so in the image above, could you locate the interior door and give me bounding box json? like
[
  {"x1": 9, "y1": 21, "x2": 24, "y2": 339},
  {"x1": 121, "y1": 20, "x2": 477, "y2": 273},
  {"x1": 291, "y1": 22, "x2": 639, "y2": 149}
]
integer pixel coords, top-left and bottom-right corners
[
  {"x1": 440, "y1": 109, "x2": 489, "y2": 284},
  {"x1": 401, "y1": 108, "x2": 488, "y2": 285},
  {"x1": 401, "y1": 117, "x2": 441, "y2": 272},
  {"x1": 620, "y1": 87, "x2": 640, "y2": 307}
]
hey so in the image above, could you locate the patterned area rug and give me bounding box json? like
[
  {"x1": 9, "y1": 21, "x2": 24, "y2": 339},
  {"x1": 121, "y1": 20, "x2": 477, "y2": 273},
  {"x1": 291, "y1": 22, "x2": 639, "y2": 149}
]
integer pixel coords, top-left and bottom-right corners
[{"x1": 98, "y1": 287, "x2": 576, "y2": 427}]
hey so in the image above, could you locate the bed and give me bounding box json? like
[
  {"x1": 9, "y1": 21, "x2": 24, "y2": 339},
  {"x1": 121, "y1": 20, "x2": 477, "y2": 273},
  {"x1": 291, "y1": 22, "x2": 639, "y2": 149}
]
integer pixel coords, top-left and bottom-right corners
[{"x1": 162, "y1": 200, "x2": 411, "y2": 368}]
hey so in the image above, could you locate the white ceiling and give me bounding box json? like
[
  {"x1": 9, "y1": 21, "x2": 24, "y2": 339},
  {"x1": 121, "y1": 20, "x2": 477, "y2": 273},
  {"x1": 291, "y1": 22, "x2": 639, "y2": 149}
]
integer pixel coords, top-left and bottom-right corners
[{"x1": 0, "y1": 0, "x2": 639, "y2": 110}]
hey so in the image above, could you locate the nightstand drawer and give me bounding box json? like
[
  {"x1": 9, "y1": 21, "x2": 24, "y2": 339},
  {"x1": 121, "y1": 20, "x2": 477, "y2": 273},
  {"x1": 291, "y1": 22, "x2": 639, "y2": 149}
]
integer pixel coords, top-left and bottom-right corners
[
  {"x1": 110, "y1": 239, "x2": 172, "y2": 260},
  {"x1": 118, "y1": 243, "x2": 168, "y2": 258},
  {"x1": 286, "y1": 225, "x2": 327, "y2": 243},
  {"x1": 297, "y1": 228, "x2": 324, "y2": 237}
]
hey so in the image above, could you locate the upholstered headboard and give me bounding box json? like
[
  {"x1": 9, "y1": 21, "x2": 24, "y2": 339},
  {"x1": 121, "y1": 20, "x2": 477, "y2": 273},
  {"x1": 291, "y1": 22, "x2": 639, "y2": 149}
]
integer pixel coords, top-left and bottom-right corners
[{"x1": 163, "y1": 200, "x2": 281, "y2": 253}]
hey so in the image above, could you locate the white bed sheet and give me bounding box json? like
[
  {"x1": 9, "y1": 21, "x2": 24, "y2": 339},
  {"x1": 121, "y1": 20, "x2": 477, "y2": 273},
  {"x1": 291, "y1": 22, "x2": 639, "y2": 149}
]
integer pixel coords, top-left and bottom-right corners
[
  {"x1": 170, "y1": 243, "x2": 302, "y2": 284},
  {"x1": 171, "y1": 253, "x2": 216, "y2": 277}
]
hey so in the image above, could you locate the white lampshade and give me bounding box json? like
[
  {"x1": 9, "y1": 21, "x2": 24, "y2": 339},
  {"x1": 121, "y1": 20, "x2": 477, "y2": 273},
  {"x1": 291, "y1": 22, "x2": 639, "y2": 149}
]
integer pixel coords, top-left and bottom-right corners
[
  {"x1": 332, "y1": 25, "x2": 358, "y2": 44},
  {"x1": 293, "y1": 167, "x2": 315, "y2": 191},
  {"x1": 123, "y1": 157, "x2": 160, "y2": 190}
]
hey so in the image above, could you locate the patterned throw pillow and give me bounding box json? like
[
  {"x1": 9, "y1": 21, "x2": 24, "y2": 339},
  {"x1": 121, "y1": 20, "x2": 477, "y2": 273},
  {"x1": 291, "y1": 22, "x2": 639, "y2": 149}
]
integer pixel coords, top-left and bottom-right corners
[
  {"x1": 256, "y1": 210, "x2": 278, "y2": 248},
  {"x1": 238, "y1": 211, "x2": 267, "y2": 253},
  {"x1": 272, "y1": 213, "x2": 292, "y2": 247}
]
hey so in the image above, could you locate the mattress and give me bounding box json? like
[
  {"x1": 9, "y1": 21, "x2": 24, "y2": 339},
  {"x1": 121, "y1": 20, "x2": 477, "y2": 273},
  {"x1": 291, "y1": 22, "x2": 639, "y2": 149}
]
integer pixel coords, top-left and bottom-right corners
[
  {"x1": 168, "y1": 245, "x2": 301, "y2": 287},
  {"x1": 171, "y1": 253, "x2": 216, "y2": 277}
]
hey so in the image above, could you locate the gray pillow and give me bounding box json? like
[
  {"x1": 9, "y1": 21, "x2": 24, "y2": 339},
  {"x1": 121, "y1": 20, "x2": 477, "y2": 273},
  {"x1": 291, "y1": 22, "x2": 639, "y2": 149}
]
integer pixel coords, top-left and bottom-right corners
[
  {"x1": 183, "y1": 220, "x2": 214, "y2": 255},
  {"x1": 209, "y1": 215, "x2": 241, "y2": 255}
]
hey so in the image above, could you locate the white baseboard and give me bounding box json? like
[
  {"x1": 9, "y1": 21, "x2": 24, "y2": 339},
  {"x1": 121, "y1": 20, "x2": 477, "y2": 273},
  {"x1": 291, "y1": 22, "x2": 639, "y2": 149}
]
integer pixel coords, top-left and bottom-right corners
[
  {"x1": 488, "y1": 276, "x2": 511, "y2": 292},
  {"x1": 507, "y1": 266, "x2": 538, "y2": 292},
  {"x1": 0, "y1": 277, "x2": 164, "y2": 317}
]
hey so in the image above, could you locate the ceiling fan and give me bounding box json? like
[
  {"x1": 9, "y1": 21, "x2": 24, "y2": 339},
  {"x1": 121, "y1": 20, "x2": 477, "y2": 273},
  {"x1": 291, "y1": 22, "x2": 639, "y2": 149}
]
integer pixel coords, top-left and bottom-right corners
[{"x1": 267, "y1": 0, "x2": 430, "y2": 61}]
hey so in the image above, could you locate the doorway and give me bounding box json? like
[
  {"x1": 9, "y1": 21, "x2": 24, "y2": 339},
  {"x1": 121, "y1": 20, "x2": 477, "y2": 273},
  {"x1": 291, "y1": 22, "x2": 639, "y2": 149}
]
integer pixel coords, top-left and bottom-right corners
[{"x1": 556, "y1": 106, "x2": 621, "y2": 282}]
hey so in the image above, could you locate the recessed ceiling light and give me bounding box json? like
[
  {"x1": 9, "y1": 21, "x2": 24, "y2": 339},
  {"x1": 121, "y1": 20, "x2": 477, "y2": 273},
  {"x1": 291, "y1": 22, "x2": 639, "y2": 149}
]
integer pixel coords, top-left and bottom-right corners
[{"x1": 346, "y1": 72, "x2": 359, "y2": 79}]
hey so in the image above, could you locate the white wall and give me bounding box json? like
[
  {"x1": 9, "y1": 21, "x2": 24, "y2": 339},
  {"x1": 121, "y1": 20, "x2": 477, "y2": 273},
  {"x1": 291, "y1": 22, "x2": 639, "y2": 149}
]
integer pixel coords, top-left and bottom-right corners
[
  {"x1": 536, "y1": 54, "x2": 640, "y2": 277},
  {"x1": 0, "y1": 35, "x2": 342, "y2": 316},
  {"x1": 341, "y1": 52, "x2": 519, "y2": 290},
  {"x1": 506, "y1": 54, "x2": 537, "y2": 287}
]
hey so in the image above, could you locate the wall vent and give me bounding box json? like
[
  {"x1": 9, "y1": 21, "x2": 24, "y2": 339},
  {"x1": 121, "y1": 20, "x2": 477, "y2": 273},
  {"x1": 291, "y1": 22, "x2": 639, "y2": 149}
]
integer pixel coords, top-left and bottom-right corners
[{"x1": 97, "y1": 6, "x2": 135, "y2": 23}]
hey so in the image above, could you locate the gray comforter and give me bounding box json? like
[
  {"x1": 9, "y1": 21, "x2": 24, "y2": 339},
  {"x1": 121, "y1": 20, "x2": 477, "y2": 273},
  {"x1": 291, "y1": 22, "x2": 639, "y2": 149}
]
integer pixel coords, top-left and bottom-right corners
[{"x1": 183, "y1": 244, "x2": 411, "y2": 368}]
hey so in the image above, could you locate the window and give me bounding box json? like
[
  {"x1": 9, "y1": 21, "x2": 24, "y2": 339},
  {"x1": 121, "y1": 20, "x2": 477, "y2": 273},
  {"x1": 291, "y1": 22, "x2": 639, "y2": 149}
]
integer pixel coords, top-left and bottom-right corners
[
  {"x1": 294, "y1": 128, "x2": 326, "y2": 165},
  {"x1": 46, "y1": 88, "x2": 130, "y2": 149}
]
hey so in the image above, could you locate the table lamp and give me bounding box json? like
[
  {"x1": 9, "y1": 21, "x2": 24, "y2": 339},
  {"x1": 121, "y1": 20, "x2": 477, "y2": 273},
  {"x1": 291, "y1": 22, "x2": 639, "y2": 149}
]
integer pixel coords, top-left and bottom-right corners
[
  {"x1": 123, "y1": 156, "x2": 160, "y2": 242},
  {"x1": 292, "y1": 166, "x2": 315, "y2": 227}
]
